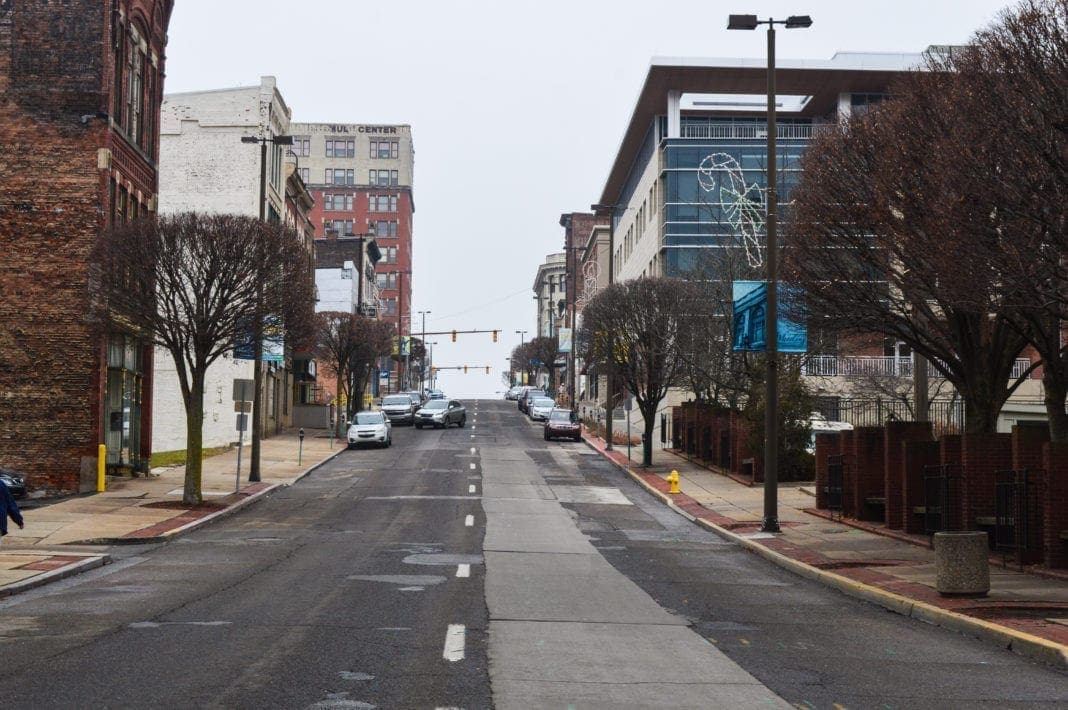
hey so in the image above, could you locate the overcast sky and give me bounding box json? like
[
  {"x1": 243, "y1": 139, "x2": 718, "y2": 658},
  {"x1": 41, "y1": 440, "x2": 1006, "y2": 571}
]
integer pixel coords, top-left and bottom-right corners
[{"x1": 164, "y1": 0, "x2": 1016, "y2": 399}]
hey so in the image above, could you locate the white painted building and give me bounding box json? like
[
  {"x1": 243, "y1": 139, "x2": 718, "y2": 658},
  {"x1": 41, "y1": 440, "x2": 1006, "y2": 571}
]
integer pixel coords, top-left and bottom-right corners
[{"x1": 153, "y1": 76, "x2": 294, "y2": 452}]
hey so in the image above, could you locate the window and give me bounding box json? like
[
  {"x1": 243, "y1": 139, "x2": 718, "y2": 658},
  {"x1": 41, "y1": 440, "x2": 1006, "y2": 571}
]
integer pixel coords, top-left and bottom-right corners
[
  {"x1": 292, "y1": 138, "x2": 310, "y2": 157},
  {"x1": 324, "y1": 194, "x2": 353, "y2": 211},
  {"x1": 376, "y1": 273, "x2": 387, "y2": 289},
  {"x1": 299, "y1": 167, "x2": 309, "y2": 183},
  {"x1": 391, "y1": 170, "x2": 398, "y2": 185},
  {"x1": 370, "y1": 140, "x2": 399, "y2": 159},
  {"x1": 324, "y1": 219, "x2": 354, "y2": 235},
  {"x1": 387, "y1": 246, "x2": 397, "y2": 264},
  {"x1": 390, "y1": 195, "x2": 398, "y2": 212},
  {"x1": 326, "y1": 169, "x2": 354, "y2": 185},
  {"x1": 374, "y1": 220, "x2": 399, "y2": 238},
  {"x1": 326, "y1": 139, "x2": 355, "y2": 157}
]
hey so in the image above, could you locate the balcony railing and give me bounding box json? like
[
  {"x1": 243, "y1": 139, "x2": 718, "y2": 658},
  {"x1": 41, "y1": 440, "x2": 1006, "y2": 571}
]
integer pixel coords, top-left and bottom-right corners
[
  {"x1": 802, "y1": 356, "x2": 1034, "y2": 380},
  {"x1": 679, "y1": 122, "x2": 823, "y2": 140}
]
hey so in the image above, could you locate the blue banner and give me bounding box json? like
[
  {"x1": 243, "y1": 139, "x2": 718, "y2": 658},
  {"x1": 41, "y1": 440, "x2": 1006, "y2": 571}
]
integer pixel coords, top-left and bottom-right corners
[{"x1": 732, "y1": 281, "x2": 807, "y2": 353}]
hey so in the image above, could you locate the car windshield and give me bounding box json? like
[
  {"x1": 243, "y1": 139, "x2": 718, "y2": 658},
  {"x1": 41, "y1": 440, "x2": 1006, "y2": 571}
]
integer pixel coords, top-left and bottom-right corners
[
  {"x1": 383, "y1": 396, "x2": 410, "y2": 406},
  {"x1": 549, "y1": 410, "x2": 574, "y2": 422},
  {"x1": 533, "y1": 398, "x2": 554, "y2": 407},
  {"x1": 423, "y1": 400, "x2": 448, "y2": 410},
  {"x1": 354, "y1": 412, "x2": 385, "y2": 425}
]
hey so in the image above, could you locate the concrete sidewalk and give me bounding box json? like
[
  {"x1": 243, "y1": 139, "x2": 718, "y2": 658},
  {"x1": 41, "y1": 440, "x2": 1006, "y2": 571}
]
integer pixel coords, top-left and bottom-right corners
[
  {"x1": 0, "y1": 429, "x2": 342, "y2": 597},
  {"x1": 584, "y1": 434, "x2": 1068, "y2": 670}
]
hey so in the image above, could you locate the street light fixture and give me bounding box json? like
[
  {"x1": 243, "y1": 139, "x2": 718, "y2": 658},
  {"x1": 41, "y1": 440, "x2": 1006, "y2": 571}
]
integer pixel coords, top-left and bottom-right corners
[
  {"x1": 515, "y1": 330, "x2": 527, "y2": 385},
  {"x1": 728, "y1": 12, "x2": 813, "y2": 533},
  {"x1": 240, "y1": 132, "x2": 293, "y2": 482},
  {"x1": 418, "y1": 310, "x2": 431, "y2": 392}
]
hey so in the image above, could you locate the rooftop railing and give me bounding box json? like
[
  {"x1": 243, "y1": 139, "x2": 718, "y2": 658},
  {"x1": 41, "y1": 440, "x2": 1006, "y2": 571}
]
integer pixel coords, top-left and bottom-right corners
[{"x1": 802, "y1": 355, "x2": 1034, "y2": 380}]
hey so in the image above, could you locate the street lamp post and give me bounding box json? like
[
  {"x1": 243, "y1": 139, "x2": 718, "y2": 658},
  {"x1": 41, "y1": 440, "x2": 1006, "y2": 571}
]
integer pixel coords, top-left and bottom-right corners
[
  {"x1": 515, "y1": 330, "x2": 527, "y2": 385},
  {"x1": 240, "y1": 132, "x2": 293, "y2": 482},
  {"x1": 728, "y1": 12, "x2": 812, "y2": 533},
  {"x1": 397, "y1": 270, "x2": 412, "y2": 390},
  {"x1": 418, "y1": 310, "x2": 431, "y2": 392}
]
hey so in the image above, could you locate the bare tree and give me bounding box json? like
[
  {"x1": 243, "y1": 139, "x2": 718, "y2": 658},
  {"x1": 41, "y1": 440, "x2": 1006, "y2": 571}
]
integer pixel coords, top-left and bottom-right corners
[
  {"x1": 528, "y1": 335, "x2": 560, "y2": 391},
  {"x1": 346, "y1": 318, "x2": 395, "y2": 416},
  {"x1": 92, "y1": 213, "x2": 314, "y2": 504},
  {"x1": 315, "y1": 312, "x2": 395, "y2": 433},
  {"x1": 578, "y1": 278, "x2": 694, "y2": 465},
  {"x1": 783, "y1": 69, "x2": 1033, "y2": 434}
]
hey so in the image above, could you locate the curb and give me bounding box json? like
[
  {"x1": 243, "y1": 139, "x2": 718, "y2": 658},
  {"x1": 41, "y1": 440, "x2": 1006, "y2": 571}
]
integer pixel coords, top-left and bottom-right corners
[
  {"x1": 584, "y1": 436, "x2": 1068, "y2": 670},
  {"x1": 0, "y1": 554, "x2": 110, "y2": 599},
  {"x1": 67, "y1": 448, "x2": 345, "y2": 546}
]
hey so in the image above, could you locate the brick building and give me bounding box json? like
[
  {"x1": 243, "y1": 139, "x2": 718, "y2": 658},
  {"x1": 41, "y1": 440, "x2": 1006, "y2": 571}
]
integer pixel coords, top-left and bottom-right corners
[
  {"x1": 0, "y1": 1, "x2": 174, "y2": 495},
  {"x1": 289, "y1": 122, "x2": 416, "y2": 393}
]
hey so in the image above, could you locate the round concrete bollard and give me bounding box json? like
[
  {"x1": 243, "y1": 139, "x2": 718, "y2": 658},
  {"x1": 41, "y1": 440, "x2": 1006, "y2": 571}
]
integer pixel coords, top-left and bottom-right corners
[{"x1": 933, "y1": 531, "x2": 990, "y2": 596}]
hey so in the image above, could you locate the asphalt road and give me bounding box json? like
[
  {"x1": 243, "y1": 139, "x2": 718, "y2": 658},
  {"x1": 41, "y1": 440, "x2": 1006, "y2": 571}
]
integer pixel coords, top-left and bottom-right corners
[{"x1": 0, "y1": 398, "x2": 1065, "y2": 709}]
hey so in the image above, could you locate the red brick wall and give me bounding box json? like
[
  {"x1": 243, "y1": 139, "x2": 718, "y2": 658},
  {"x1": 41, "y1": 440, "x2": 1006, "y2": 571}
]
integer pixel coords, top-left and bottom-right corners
[
  {"x1": 884, "y1": 422, "x2": 933, "y2": 529},
  {"x1": 902, "y1": 440, "x2": 941, "y2": 534},
  {"x1": 1043, "y1": 442, "x2": 1068, "y2": 568},
  {"x1": 0, "y1": 1, "x2": 171, "y2": 494},
  {"x1": 1012, "y1": 423, "x2": 1049, "y2": 471},
  {"x1": 814, "y1": 432, "x2": 841, "y2": 509},
  {"x1": 961, "y1": 433, "x2": 1012, "y2": 530},
  {"x1": 839, "y1": 429, "x2": 856, "y2": 517},
  {"x1": 852, "y1": 427, "x2": 885, "y2": 522}
]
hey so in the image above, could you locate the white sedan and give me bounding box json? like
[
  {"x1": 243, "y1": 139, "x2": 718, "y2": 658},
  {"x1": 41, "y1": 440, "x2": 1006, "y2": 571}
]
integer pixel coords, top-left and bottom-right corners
[
  {"x1": 347, "y1": 410, "x2": 392, "y2": 448},
  {"x1": 528, "y1": 397, "x2": 556, "y2": 421}
]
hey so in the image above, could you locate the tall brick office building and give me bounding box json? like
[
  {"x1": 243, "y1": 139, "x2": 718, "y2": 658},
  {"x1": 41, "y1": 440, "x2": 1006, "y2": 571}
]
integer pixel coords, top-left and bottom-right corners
[{"x1": 0, "y1": 1, "x2": 174, "y2": 494}]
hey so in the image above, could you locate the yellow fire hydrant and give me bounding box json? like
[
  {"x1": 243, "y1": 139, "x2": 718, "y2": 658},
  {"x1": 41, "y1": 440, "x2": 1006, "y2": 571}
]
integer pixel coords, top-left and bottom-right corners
[{"x1": 667, "y1": 469, "x2": 680, "y2": 494}]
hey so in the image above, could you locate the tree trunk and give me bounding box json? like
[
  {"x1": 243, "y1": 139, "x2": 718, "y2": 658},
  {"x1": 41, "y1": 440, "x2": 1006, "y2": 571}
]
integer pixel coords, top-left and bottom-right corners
[
  {"x1": 1043, "y1": 366, "x2": 1068, "y2": 442},
  {"x1": 183, "y1": 369, "x2": 206, "y2": 505}
]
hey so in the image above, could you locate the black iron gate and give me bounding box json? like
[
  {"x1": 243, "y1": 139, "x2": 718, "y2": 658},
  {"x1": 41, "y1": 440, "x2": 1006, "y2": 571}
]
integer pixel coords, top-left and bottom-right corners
[
  {"x1": 923, "y1": 464, "x2": 962, "y2": 534},
  {"x1": 994, "y1": 469, "x2": 1043, "y2": 565},
  {"x1": 827, "y1": 454, "x2": 844, "y2": 518}
]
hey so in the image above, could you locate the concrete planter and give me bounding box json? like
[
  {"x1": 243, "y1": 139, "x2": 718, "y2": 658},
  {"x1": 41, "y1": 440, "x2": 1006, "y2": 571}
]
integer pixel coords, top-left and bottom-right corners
[{"x1": 933, "y1": 531, "x2": 990, "y2": 596}]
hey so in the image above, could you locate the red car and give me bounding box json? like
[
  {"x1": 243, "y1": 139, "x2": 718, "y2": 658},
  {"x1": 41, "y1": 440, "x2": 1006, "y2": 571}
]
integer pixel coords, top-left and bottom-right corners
[{"x1": 544, "y1": 408, "x2": 582, "y2": 442}]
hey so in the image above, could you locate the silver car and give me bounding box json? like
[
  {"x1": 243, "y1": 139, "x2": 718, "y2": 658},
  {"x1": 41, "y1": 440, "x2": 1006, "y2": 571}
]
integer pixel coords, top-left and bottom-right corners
[
  {"x1": 414, "y1": 399, "x2": 466, "y2": 429},
  {"x1": 380, "y1": 394, "x2": 417, "y2": 424},
  {"x1": 347, "y1": 410, "x2": 392, "y2": 448},
  {"x1": 528, "y1": 397, "x2": 556, "y2": 421}
]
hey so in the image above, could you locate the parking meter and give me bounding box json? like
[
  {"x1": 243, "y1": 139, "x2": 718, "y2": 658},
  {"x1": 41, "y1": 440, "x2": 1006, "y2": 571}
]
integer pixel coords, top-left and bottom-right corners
[{"x1": 298, "y1": 427, "x2": 305, "y2": 465}]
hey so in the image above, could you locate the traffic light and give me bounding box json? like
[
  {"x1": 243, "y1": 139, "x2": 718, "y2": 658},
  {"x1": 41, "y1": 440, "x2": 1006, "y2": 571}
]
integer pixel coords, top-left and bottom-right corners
[
  {"x1": 452, "y1": 330, "x2": 457, "y2": 342},
  {"x1": 463, "y1": 365, "x2": 468, "y2": 374},
  {"x1": 485, "y1": 366, "x2": 490, "y2": 374},
  {"x1": 492, "y1": 330, "x2": 498, "y2": 342}
]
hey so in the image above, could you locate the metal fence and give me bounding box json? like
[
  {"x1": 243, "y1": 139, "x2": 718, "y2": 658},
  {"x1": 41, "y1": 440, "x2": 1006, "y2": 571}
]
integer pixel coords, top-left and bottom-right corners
[
  {"x1": 923, "y1": 464, "x2": 963, "y2": 534},
  {"x1": 813, "y1": 397, "x2": 965, "y2": 435},
  {"x1": 994, "y1": 469, "x2": 1043, "y2": 566}
]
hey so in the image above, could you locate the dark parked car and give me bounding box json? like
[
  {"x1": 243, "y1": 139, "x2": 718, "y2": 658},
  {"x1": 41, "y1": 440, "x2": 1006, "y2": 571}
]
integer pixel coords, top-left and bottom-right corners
[
  {"x1": 380, "y1": 394, "x2": 418, "y2": 424},
  {"x1": 0, "y1": 468, "x2": 27, "y2": 498},
  {"x1": 544, "y1": 409, "x2": 582, "y2": 442},
  {"x1": 518, "y1": 388, "x2": 547, "y2": 414},
  {"x1": 415, "y1": 399, "x2": 466, "y2": 429}
]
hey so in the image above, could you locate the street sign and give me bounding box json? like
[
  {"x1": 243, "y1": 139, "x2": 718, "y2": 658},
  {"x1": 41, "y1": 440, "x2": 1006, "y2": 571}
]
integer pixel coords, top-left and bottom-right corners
[
  {"x1": 236, "y1": 413, "x2": 249, "y2": 431},
  {"x1": 234, "y1": 401, "x2": 252, "y2": 413},
  {"x1": 233, "y1": 379, "x2": 254, "y2": 402}
]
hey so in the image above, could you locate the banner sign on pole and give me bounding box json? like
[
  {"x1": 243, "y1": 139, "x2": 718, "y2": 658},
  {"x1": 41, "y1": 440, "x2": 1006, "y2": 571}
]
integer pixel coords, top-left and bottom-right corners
[
  {"x1": 731, "y1": 281, "x2": 807, "y2": 353},
  {"x1": 557, "y1": 328, "x2": 572, "y2": 353}
]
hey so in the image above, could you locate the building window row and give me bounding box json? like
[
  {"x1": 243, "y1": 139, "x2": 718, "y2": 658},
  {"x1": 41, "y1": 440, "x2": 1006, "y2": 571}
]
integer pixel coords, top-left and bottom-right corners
[
  {"x1": 111, "y1": 17, "x2": 159, "y2": 157},
  {"x1": 324, "y1": 219, "x2": 354, "y2": 235},
  {"x1": 369, "y1": 194, "x2": 399, "y2": 212},
  {"x1": 324, "y1": 193, "x2": 355, "y2": 211},
  {"x1": 369, "y1": 169, "x2": 399, "y2": 185},
  {"x1": 373, "y1": 220, "x2": 399, "y2": 238},
  {"x1": 327, "y1": 139, "x2": 356, "y2": 158},
  {"x1": 292, "y1": 138, "x2": 311, "y2": 157},
  {"x1": 299, "y1": 167, "x2": 310, "y2": 184},
  {"x1": 326, "y1": 168, "x2": 355, "y2": 185},
  {"x1": 370, "y1": 140, "x2": 399, "y2": 159}
]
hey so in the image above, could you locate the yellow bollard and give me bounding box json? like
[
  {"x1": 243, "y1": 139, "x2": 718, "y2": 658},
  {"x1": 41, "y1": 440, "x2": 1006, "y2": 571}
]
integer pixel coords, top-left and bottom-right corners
[
  {"x1": 97, "y1": 444, "x2": 107, "y2": 492},
  {"x1": 668, "y1": 469, "x2": 680, "y2": 494}
]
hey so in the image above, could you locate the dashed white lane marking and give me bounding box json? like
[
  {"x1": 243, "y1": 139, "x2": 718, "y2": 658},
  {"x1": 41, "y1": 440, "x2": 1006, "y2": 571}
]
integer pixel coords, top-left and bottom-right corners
[
  {"x1": 469, "y1": 463, "x2": 476, "y2": 470},
  {"x1": 470, "y1": 434, "x2": 475, "y2": 438},
  {"x1": 470, "y1": 447, "x2": 476, "y2": 454},
  {"x1": 456, "y1": 564, "x2": 470, "y2": 578},
  {"x1": 465, "y1": 514, "x2": 474, "y2": 527},
  {"x1": 468, "y1": 484, "x2": 477, "y2": 494},
  {"x1": 443, "y1": 624, "x2": 466, "y2": 662}
]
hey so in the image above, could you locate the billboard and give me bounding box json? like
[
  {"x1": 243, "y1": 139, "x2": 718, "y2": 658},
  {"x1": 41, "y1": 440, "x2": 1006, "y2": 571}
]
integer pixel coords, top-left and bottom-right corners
[
  {"x1": 557, "y1": 328, "x2": 572, "y2": 353},
  {"x1": 732, "y1": 281, "x2": 807, "y2": 353}
]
